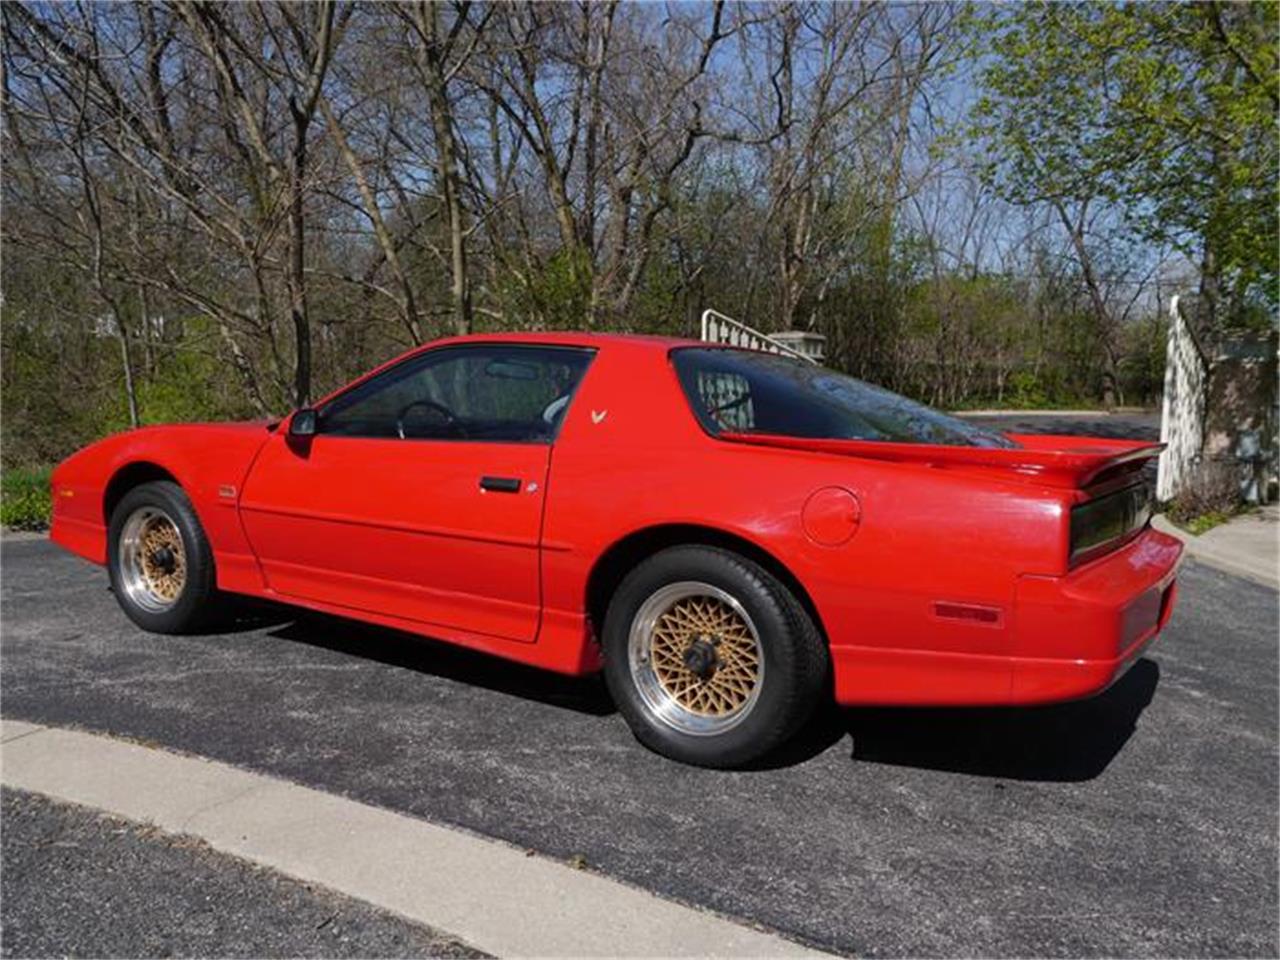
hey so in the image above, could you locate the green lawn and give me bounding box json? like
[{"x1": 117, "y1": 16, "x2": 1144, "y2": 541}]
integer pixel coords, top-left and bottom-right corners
[{"x1": 1, "y1": 467, "x2": 52, "y2": 531}]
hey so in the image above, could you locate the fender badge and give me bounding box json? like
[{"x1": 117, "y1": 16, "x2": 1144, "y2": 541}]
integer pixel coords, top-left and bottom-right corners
[
  {"x1": 218, "y1": 485, "x2": 237, "y2": 499},
  {"x1": 591, "y1": 409, "x2": 608, "y2": 425}
]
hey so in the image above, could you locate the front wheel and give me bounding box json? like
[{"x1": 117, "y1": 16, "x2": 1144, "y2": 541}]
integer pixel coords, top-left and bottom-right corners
[
  {"x1": 107, "y1": 481, "x2": 217, "y2": 634},
  {"x1": 602, "y1": 546, "x2": 828, "y2": 768}
]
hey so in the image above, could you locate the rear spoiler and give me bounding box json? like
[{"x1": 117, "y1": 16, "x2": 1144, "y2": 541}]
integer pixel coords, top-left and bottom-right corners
[{"x1": 718, "y1": 431, "x2": 1163, "y2": 491}]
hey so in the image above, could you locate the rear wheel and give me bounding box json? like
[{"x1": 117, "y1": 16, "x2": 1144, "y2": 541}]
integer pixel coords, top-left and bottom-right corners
[
  {"x1": 603, "y1": 545, "x2": 827, "y2": 768},
  {"x1": 108, "y1": 481, "x2": 216, "y2": 634}
]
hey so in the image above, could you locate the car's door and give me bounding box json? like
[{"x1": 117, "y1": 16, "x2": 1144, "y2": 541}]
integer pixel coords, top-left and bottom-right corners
[{"x1": 238, "y1": 343, "x2": 595, "y2": 642}]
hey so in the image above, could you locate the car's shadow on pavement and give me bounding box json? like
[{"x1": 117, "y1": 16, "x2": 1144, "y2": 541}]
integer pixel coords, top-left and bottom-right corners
[
  {"x1": 219, "y1": 597, "x2": 1159, "y2": 780},
  {"x1": 262, "y1": 608, "x2": 617, "y2": 717},
  {"x1": 766, "y1": 658, "x2": 1161, "y2": 781}
]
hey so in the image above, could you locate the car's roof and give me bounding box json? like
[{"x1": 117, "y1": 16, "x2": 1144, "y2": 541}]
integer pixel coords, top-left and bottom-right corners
[
  {"x1": 427, "y1": 331, "x2": 705, "y2": 351},
  {"x1": 314, "y1": 331, "x2": 722, "y2": 409}
]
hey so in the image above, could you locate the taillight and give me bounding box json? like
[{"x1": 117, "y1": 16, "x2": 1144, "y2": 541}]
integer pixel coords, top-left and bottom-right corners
[{"x1": 1069, "y1": 482, "x2": 1152, "y2": 566}]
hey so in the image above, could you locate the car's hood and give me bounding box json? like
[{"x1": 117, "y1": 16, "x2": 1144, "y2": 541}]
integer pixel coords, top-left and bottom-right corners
[{"x1": 125, "y1": 419, "x2": 277, "y2": 435}]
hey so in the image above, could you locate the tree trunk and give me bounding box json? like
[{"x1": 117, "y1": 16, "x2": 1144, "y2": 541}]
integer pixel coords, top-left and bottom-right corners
[
  {"x1": 115, "y1": 307, "x2": 141, "y2": 428},
  {"x1": 1053, "y1": 199, "x2": 1121, "y2": 407},
  {"x1": 418, "y1": 3, "x2": 472, "y2": 336},
  {"x1": 321, "y1": 97, "x2": 424, "y2": 344},
  {"x1": 286, "y1": 115, "x2": 311, "y2": 407},
  {"x1": 137, "y1": 283, "x2": 155, "y2": 376}
]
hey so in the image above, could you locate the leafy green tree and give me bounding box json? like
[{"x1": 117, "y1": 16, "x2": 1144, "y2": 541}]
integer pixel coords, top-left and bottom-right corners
[{"x1": 970, "y1": 1, "x2": 1278, "y2": 327}]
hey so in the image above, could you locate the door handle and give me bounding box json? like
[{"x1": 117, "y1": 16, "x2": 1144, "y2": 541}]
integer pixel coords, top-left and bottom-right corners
[{"x1": 479, "y1": 476, "x2": 522, "y2": 493}]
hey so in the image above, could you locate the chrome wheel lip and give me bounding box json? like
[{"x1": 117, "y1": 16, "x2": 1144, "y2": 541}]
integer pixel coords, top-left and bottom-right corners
[
  {"x1": 627, "y1": 580, "x2": 765, "y2": 737},
  {"x1": 118, "y1": 506, "x2": 186, "y2": 613}
]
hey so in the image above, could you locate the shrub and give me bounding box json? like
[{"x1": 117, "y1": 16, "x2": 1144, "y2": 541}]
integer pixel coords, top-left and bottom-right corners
[
  {"x1": 1007, "y1": 371, "x2": 1050, "y2": 409},
  {"x1": 0, "y1": 466, "x2": 53, "y2": 531},
  {"x1": 1165, "y1": 463, "x2": 1242, "y2": 535}
]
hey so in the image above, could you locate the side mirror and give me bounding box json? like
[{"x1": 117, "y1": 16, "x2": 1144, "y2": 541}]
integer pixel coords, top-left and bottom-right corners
[{"x1": 289, "y1": 408, "x2": 318, "y2": 437}]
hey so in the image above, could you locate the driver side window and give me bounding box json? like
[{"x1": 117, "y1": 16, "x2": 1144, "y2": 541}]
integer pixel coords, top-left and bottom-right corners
[{"x1": 318, "y1": 345, "x2": 594, "y2": 443}]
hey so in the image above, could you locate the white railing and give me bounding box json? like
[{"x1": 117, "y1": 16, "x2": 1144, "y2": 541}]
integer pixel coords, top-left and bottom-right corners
[
  {"x1": 700, "y1": 309, "x2": 817, "y2": 363},
  {"x1": 1157, "y1": 294, "x2": 1208, "y2": 501}
]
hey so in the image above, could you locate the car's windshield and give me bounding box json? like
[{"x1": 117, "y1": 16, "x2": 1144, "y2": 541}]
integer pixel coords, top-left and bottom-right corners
[{"x1": 672, "y1": 347, "x2": 1016, "y2": 449}]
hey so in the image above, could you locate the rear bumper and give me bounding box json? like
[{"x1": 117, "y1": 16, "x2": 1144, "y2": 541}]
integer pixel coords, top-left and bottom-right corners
[
  {"x1": 1008, "y1": 527, "x2": 1181, "y2": 703},
  {"x1": 830, "y1": 527, "x2": 1182, "y2": 706}
]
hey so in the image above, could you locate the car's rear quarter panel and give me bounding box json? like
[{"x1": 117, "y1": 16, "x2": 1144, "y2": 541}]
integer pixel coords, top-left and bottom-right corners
[{"x1": 543, "y1": 343, "x2": 1080, "y2": 704}]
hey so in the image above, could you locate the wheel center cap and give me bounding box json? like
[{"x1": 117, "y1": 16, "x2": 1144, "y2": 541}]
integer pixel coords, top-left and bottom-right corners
[
  {"x1": 150, "y1": 546, "x2": 176, "y2": 574},
  {"x1": 683, "y1": 635, "x2": 719, "y2": 680}
]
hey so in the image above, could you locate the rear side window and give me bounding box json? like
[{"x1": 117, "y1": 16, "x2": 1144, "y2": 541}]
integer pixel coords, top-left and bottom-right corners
[
  {"x1": 672, "y1": 348, "x2": 1015, "y2": 448},
  {"x1": 320, "y1": 344, "x2": 594, "y2": 443},
  {"x1": 692, "y1": 370, "x2": 755, "y2": 431}
]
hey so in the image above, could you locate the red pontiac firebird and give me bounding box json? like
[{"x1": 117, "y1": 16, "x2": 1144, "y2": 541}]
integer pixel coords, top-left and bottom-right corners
[{"x1": 50, "y1": 334, "x2": 1182, "y2": 766}]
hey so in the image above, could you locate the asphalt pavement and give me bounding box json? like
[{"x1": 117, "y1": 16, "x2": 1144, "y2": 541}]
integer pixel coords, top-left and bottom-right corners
[
  {"x1": 2, "y1": 542, "x2": 1276, "y2": 956},
  {"x1": 2, "y1": 411, "x2": 1277, "y2": 957},
  {"x1": 957, "y1": 411, "x2": 1162, "y2": 441},
  {"x1": 1, "y1": 788, "x2": 482, "y2": 959}
]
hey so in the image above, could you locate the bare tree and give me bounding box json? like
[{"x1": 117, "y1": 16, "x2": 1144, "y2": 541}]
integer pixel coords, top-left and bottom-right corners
[{"x1": 1, "y1": 0, "x2": 1185, "y2": 470}]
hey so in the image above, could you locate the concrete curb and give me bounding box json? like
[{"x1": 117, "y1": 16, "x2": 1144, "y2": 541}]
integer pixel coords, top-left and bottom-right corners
[
  {"x1": 1153, "y1": 514, "x2": 1279, "y2": 591},
  {"x1": 0, "y1": 719, "x2": 827, "y2": 959},
  {"x1": 0, "y1": 529, "x2": 48, "y2": 542}
]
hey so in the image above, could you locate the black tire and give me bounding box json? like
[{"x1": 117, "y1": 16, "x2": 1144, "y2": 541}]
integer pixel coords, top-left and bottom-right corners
[
  {"x1": 602, "y1": 545, "x2": 828, "y2": 768},
  {"x1": 107, "y1": 480, "x2": 217, "y2": 634}
]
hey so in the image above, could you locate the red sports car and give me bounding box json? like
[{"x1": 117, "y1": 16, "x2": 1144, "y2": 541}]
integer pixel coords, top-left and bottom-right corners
[{"x1": 50, "y1": 334, "x2": 1181, "y2": 766}]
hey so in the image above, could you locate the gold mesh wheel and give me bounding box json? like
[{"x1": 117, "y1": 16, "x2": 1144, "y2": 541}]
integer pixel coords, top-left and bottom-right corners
[
  {"x1": 627, "y1": 582, "x2": 764, "y2": 736},
  {"x1": 119, "y1": 507, "x2": 187, "y2": 612}
]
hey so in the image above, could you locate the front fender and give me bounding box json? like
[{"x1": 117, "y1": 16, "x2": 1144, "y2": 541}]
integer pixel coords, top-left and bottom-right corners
[{"x1": 50, "y1": 423, "x2": 275, "y2": 593}]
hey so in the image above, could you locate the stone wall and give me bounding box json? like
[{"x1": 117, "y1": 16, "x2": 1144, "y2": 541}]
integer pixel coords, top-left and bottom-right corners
[{"x1": 1202, "y1": 331, "x2": 1279, "y2": 503}]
